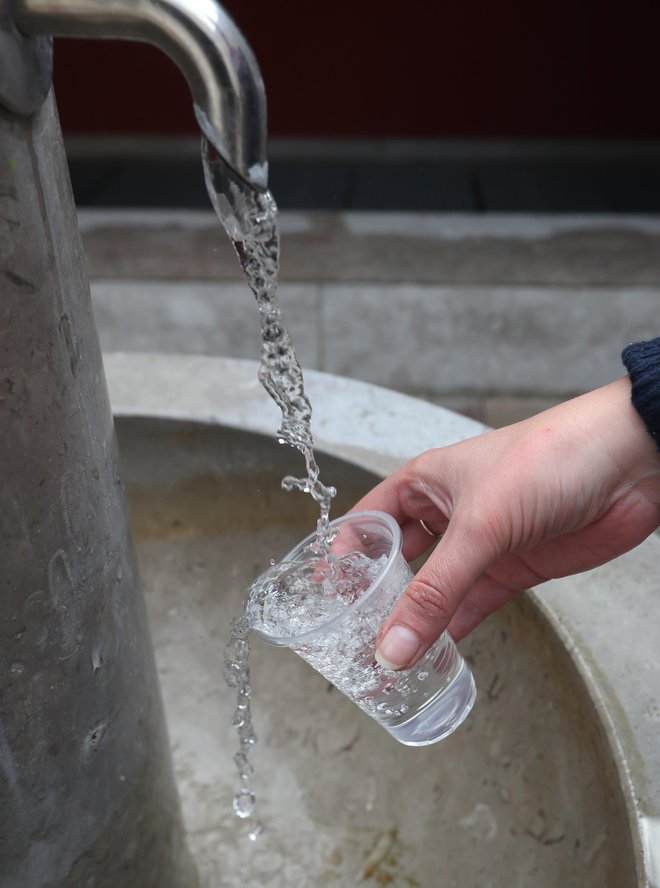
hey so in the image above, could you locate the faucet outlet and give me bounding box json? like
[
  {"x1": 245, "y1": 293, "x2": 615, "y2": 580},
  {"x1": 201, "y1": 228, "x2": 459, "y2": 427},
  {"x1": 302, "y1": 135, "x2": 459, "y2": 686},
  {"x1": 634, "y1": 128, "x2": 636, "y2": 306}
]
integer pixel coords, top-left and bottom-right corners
[{"x1": 10, "y1": 0, "x2": 268, "y2": 189}]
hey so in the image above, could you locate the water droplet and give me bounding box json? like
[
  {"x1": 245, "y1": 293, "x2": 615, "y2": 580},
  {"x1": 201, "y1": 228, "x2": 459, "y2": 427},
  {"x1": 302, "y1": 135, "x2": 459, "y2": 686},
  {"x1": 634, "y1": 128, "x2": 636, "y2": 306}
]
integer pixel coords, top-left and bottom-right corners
[
  {"x1": 248, "y1": 821, "x2": 264, "y2": 841},
  {"x1": 418, "y1": 671, "x2": 429, "y2": 681},
  {"x1": 10, "y1": 662, "x2": 24, "y2": 674},
  {"x1": 238, "y1": 715, "x2": 254, "y2": 734},
  {"x1": 233, "y1": 790, "x2": 255, "y2": 819},
  {"x1": 233, "y1": 752, "x2": 254, "y2": 778}
]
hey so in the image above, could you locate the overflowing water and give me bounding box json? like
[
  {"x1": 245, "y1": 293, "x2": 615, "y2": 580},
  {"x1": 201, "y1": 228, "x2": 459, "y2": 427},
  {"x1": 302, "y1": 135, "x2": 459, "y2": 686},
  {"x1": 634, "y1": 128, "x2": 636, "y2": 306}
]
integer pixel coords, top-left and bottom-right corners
[
  {"x1": 222, "y1": 613, "x2": 260, "y2": 837},
  {"x1": 247, "y1": 548, "x2": 461, "y2": 727},
  {"x1": 203, "y1": 143, "x2": 337, "y2": 840}
]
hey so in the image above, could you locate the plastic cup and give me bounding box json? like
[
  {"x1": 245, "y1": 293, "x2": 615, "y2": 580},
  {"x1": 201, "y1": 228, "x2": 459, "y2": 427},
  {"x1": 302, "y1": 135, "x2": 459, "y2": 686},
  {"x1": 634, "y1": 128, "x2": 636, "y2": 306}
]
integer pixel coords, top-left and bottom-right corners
[{"x1": 249, "y1": 510, "x2": 476, "y2": 746}]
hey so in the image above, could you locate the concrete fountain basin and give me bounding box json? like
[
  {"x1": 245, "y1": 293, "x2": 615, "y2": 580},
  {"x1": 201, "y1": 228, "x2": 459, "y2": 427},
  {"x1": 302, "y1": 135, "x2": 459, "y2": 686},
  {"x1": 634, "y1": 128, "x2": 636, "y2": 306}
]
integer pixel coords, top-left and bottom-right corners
[{"x1": 106, "y1": 352, "x2": 659, "y2": 888}]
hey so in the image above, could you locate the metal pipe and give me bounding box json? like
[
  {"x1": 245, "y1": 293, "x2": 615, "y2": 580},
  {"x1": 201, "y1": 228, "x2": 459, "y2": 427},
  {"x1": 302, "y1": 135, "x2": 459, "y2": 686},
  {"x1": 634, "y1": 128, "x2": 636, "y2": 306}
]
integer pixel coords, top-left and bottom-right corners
[
  {"x1": 0, "y1": 0, "x2": 51, "y2": 113},
  {"x1": 11, "y1": 0, "x2": 268, "y2": 189}
]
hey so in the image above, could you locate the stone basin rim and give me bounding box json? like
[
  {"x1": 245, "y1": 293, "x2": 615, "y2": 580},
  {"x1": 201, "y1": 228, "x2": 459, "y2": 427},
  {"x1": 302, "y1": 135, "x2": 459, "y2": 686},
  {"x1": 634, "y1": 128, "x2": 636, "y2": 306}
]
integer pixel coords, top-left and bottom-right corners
[{"x1": 104, "y1": 351, "x2": 659, "y2": 887}]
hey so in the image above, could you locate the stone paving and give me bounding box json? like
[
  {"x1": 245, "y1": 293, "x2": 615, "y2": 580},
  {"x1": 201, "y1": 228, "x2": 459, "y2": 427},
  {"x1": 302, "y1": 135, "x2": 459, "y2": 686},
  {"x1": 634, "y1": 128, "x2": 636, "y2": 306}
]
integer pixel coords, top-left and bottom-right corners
[{"x1": 82, "y1": 210, "x2": 660, "y2": 426}]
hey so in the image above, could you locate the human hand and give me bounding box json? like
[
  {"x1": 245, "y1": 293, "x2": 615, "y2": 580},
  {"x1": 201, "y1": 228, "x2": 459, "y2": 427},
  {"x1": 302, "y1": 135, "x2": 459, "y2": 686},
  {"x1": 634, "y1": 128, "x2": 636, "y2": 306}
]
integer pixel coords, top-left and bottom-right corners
[{"x1": 352, "y1": 377, "x2": 660, "y2": 669}]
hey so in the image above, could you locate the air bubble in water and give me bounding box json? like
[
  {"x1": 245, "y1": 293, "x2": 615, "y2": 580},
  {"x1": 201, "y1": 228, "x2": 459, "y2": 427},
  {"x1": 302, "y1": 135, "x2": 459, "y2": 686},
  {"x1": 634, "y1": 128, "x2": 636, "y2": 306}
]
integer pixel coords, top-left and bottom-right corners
[
  {"x1": 223, "y1": 662, "x2": 245, "y2": 688},
  {"x1": 226, "y1": 638, "x2": 249, "y2": 660},
  {"x1": 230, "y1": 618, "x2": 249, "y2": 641},
  {"x1": 233, "y1": 790, "x2": 256, "y2": 819}
]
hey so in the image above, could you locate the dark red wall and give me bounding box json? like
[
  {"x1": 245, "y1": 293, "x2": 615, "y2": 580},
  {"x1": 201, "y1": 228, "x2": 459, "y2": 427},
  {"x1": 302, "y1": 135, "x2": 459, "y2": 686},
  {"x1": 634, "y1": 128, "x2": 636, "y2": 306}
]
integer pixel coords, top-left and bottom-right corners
[{"x1": 53, "y1": 1, "x2": 660, "y2": 138}]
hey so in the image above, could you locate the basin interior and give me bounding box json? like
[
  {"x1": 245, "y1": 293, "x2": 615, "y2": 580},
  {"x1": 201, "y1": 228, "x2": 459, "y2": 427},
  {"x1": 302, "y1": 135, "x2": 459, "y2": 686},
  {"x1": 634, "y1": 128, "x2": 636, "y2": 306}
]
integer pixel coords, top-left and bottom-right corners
[{"x1": 116, "y1": 417, "x2": 637, "y2": 887}]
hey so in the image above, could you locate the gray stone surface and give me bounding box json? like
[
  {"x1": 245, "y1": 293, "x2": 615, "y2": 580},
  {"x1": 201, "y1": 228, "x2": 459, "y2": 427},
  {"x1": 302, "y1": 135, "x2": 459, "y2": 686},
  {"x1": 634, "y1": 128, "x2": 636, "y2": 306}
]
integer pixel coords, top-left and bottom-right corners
[
  {"x1": 84, "y1": 209, "x2": 660, "y2": 423},
  {"x1": 422, "y1": 394, "x2": 567, "y2": 427},
  {"x1": 482, "y1": 394, "x2": 566, "y2": 427},
  {"x1": 91, "y1": 281, "x2": 321, "y2": 369},
  {"x1": 105, "y1": 353, "x2": 660, "y2": 888},
  {"x1": 91, "y1": 278, "x2": 659, "y2": 401},
  {"x1": 319, "y1": 283, "x2": 658, "y2": 395},
  {"x1": 79, "y1": 210, "x2": 660, "y2": 287}
]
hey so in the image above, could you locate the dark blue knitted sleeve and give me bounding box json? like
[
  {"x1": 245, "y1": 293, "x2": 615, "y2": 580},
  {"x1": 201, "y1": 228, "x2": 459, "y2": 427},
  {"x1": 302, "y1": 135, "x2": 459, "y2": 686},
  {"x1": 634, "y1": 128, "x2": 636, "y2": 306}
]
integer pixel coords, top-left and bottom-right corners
[{"x1": 621, "y1": 337, "x2": 660, "y2": 451}]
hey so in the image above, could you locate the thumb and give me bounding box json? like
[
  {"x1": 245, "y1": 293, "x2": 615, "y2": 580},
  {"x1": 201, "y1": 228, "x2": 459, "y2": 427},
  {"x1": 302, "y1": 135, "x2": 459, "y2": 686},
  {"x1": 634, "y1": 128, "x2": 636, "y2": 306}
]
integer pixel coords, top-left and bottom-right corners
[{"x1": 374, "y1": 518, "x2": 497, "y2": 670}]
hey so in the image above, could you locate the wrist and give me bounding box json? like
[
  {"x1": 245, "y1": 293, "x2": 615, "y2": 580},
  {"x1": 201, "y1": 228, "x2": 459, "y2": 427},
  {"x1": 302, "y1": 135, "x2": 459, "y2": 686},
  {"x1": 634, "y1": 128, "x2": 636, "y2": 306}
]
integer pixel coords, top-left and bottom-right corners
[
  {"x1": 551, "y1": 377, "x2": 660, "y2": 502},
  {"x1": 605, "y1": 376, "x2": 660, "y2": 502},
  {"x1": 622, "y1": 338, "x2": 660, "y2": 451}
]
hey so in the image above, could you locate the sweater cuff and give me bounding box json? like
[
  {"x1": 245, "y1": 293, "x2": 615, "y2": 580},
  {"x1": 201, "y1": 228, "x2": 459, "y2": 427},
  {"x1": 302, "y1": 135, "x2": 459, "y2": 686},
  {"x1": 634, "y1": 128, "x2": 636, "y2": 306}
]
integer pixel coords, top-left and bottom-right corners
[{"x1": 622, "y1": 337, "x2": 660, "y2": 451}]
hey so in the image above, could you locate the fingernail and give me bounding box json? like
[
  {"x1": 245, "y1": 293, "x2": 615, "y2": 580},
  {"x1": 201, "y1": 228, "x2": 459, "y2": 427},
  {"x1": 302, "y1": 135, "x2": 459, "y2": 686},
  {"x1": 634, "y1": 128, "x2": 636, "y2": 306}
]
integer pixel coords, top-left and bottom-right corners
[{"x1": 375, "y1": 625, "x2": 423, "y2": 670}]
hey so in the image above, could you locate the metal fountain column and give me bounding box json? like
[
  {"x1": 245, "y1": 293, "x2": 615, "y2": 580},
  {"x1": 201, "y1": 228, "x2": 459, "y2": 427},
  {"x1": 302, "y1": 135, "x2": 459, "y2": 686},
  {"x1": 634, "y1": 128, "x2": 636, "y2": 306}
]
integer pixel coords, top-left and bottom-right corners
[{"x1": 0, "y1": 2, "x2": 267, "y2": 885}]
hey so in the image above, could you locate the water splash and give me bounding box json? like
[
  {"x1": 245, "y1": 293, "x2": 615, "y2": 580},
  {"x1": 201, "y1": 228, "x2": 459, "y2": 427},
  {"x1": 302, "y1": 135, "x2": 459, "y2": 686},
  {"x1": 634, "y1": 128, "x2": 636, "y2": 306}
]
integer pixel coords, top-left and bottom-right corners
[{"x1": 205, "y1": 143, "x2": 338, "y2": 839}]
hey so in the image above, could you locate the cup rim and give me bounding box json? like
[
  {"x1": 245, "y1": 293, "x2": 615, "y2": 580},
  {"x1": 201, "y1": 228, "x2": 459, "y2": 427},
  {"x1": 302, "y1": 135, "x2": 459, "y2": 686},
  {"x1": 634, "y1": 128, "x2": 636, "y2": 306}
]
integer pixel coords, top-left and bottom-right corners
[{"x1": 250, "y1": 509, "x2": 402, "y2": 647}]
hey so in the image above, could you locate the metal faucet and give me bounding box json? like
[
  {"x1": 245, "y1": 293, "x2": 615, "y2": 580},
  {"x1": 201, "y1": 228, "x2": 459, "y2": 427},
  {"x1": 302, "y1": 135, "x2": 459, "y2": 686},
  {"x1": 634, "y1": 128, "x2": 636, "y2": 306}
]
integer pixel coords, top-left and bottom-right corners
[{"x1": 5, "y1": 0, "x2": 268, "y2": 189}]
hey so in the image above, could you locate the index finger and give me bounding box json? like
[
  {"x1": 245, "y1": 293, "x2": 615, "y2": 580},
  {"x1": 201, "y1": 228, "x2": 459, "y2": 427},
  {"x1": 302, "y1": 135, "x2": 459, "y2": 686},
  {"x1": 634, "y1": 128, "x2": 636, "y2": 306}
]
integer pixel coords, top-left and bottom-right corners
[{"x1": 350, "y1": 474, "x2": 408, "y2": 524}]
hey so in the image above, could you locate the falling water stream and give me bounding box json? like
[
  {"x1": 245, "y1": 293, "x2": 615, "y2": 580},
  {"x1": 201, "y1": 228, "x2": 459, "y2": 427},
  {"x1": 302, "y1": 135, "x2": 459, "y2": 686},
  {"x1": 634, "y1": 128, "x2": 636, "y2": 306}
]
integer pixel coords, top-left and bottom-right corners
[
  {"x1": 202, "y1": 142, "x2": 336, "y2": 534},
  {"x1": 203, "y1": 142, "x2": 338, "y2": 840}
]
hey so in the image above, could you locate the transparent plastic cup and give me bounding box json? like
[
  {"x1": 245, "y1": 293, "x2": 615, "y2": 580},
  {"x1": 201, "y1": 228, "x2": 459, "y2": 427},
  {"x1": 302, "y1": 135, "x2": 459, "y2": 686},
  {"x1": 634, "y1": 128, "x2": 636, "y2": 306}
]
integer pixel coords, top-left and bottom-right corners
[{"x1": 249, "y1": 510, "x2": 476, "y2": 746}]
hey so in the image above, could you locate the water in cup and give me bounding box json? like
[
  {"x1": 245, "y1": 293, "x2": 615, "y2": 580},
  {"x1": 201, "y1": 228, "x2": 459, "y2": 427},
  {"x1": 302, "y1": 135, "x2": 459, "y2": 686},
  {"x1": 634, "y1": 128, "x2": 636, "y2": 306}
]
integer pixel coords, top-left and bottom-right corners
[{"x1": 248, "y1": 511, "x2": 476, "y2": 747}]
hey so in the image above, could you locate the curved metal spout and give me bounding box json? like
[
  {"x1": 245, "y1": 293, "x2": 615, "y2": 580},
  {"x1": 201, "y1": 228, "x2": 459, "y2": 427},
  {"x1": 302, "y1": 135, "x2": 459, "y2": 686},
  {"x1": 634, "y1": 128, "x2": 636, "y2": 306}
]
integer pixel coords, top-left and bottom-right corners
[{"x1": 11, "y1": 0, "x2": 268, "y2": 190}]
